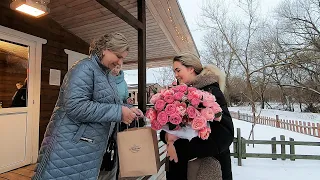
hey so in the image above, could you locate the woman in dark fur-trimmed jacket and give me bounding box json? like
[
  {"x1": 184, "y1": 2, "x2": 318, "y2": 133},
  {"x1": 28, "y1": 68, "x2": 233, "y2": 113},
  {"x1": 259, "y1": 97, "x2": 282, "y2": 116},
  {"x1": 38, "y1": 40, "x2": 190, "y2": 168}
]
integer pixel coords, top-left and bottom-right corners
[{"x1": 160, "y1": 52, "x2": 234, "y2": 180}]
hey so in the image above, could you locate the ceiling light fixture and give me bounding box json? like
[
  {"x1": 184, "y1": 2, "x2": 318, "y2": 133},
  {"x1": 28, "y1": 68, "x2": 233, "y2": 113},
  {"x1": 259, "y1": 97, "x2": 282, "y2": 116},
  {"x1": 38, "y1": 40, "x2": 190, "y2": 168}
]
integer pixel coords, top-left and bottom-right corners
[{"x1": 10, "y1": 0, "x2": 50, "y2": 17}]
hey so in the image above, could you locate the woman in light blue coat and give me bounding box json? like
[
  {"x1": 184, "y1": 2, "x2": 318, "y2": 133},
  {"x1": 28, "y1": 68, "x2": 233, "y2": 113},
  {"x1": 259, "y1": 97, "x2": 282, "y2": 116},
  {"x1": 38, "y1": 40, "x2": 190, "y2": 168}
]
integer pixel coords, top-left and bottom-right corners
[
  {"x1": 32, "y1": 33, "x2": 143, "y2": 180},
  {"x1": 111, "y1": 65, "x2": 129, "y2": 104}
]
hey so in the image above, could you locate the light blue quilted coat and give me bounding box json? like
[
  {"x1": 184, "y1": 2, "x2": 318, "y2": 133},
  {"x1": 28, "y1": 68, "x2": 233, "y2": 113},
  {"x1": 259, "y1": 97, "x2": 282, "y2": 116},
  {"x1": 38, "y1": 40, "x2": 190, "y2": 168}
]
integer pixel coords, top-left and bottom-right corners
[{"x1": 32, "y1": 54, "x2": 122, "y2": 180}]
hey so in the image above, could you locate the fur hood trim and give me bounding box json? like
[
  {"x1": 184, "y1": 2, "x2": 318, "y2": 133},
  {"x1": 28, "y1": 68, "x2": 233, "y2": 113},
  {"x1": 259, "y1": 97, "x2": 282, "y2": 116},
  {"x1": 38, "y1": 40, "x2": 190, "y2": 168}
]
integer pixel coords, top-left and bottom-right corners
[{"x1": 187, "y1": 65, "x2": 226, "y2": 92}]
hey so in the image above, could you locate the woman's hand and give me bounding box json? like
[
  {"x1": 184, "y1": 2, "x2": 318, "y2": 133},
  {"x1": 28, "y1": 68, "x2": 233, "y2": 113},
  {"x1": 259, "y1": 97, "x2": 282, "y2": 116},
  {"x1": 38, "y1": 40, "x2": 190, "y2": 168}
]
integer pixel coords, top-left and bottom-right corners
[
  {"x1": 165, "y1": 133, "x2": 179, "y2": 163},
  {"x1": 121, "y1": 106, "x2": 136, "y2": 124},
  {"x1": 214, "y1": 116, "x2": 222, "y2": 122},
  {"x1": 167, "y1": 142, "x2": 178, "y2": 163},
  {"x1": 165, "y1": 133, "x2": 179, "y2": 142},
  {"x1": 130, "y1": 107, "x2": 144, "y2": 117}
]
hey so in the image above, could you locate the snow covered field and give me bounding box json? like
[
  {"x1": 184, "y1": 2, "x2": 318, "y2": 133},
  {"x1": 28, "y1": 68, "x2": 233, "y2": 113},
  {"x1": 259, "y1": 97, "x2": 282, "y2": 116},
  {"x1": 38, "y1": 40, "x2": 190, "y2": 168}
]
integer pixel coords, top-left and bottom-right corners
[
  {"x1": 231, "y1": 120, "x2": 320, "y2": 180},
  {"x1": 229, "y1": 106, "x2": 320, "y2": 123}
]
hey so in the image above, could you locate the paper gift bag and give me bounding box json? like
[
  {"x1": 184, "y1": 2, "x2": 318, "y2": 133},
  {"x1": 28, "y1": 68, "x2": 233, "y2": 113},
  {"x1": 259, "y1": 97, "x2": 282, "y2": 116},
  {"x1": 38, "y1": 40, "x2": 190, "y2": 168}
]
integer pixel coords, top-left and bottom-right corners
[{"x1": 117, "y1": 127, "x2": 160, "y2": 177}]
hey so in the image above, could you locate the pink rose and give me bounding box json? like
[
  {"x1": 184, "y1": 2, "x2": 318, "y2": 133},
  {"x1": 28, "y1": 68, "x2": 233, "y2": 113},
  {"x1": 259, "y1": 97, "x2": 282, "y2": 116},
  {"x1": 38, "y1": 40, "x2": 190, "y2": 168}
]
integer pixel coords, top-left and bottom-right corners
[
  {"x1": 195, "y1": 90, "x2": 204, "y2": 99},
  {"x1": 188, "y1": 87, "x2": 197, "y2": 92},
  {"x1": 151, "y1": 120, "x2": 162, "y2": 130},
  {"x1": 202, "y1": 92, "x2": 216, "y2": 102},
  {"x1": 177, "y1": 106, "x2": 186, "y2": 116},
  {"x1": 150, "y1": 93, "x2": 162, "y2": 104},
  {"x1": 164, "y1": 95, "x2": 175, "y2": 103},
  {"x1": 201, "y1": 108, "x2": 215, "y2": 121},
  {"x1": 203, "y1": 100, "x2": 215, "y2": 107},
  {"x1": 169, "y1": 114, "x2": 182, "y2": 125},
  {"x1": 155, "y1": 100, "x2": 166, "y2": 111},
  {"x1": 187, "y1": 90, "x2": 202, "y2": 101},
  {"x1": 191, "y1": 98, "x2": 201, "y2": 107},
  {"x1": 165, "y1": 104, "x2": 177, "y2": 116},
  {"x1": 163, "y1": 89, "x2": 174, "y2": 96},
  {"x1": 177, "y1": 84, "x2": 188, "y2": 92},
  {"x1": 211, "y1": 102, "x2": 222, "y2": 114},
  {"x1": 187, "y1": 106, "x2": 200, "y2": 119},
  {"x1": 146, "y1": 108, "x2": 157, "y2": 121},
  {"x1": 171, "y1": 87, "x2": 179, "y2": 92},
  {"x1": 174, "y1": 92, "x2": 184, "y2": 100},
  {"x1": 157, "y1": 111, "x2": 169, "y2": 125},
  {"x1": 191, "y1": 116, "x2": 207, "y2": 130},
  {"x1": 174, "y1": 101, "x2": 187, "y2": 108},
  {"x1": 198, "y1": 126, "x2": 211, "y2": 140}
]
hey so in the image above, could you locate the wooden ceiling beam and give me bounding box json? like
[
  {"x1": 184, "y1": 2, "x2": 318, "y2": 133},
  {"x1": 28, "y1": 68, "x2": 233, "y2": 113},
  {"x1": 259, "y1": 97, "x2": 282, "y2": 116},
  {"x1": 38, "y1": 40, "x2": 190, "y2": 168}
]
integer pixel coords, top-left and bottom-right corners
[
  {"x1": 123, "y1": 56, "x2": 174, "y2": 65},
  {"x1": 96, "y1": 0, "x2": 143, "y2": 30}
]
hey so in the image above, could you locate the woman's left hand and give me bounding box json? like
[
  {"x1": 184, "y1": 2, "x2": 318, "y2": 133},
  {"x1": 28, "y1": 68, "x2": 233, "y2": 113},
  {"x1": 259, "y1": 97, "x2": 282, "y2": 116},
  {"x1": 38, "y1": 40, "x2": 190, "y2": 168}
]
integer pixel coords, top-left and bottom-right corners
[
  {"x1": 166, "y1": 133, "x2": 179, "y2": 142},
  {"x1": 167, "y1": 142, "x2": 178, "y2": 163}
]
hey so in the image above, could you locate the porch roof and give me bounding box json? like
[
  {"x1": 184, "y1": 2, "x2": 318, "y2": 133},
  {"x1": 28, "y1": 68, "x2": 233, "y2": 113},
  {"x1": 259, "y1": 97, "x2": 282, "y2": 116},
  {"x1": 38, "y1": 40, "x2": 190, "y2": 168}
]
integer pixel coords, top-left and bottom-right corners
[{"x1": 48, "y1": 0, "x2": 199, "y2": 70}]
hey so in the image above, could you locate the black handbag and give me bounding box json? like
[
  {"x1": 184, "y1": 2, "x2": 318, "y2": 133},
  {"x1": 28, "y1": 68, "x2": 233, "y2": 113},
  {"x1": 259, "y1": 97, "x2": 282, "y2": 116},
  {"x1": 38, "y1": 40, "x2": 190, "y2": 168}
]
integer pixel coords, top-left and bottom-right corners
[{"x1": 100, "y1": 135, "x2": 116, "y2": 171}]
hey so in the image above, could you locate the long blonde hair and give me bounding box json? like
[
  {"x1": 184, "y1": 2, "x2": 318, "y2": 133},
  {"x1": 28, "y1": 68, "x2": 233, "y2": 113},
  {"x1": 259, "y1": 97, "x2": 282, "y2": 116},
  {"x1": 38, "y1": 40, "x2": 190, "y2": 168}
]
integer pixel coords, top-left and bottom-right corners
[
  {"x1": 173, "y1": 52, "x2": 203, "y2": 74},
  {"x1": 173, "y1": 52, "x2": 226, "y2": 92},
  {"x1": 89, "y1": 32, "x2": 129, "y2": 60}
]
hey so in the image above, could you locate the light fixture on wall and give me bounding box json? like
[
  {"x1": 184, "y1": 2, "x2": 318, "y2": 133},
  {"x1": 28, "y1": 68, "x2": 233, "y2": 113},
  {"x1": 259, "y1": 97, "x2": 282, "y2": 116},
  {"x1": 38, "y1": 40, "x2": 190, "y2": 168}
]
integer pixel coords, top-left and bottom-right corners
[{"x1": 10, "y1": 0, "x2": 50, "y2": 17}]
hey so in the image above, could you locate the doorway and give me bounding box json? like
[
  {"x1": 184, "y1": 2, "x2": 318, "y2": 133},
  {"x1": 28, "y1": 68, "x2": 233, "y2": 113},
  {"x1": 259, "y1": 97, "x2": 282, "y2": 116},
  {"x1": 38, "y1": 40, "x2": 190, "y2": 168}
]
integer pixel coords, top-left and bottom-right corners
[{"x1": 0, "y1": 25, "x2": 46, "y2": 174}]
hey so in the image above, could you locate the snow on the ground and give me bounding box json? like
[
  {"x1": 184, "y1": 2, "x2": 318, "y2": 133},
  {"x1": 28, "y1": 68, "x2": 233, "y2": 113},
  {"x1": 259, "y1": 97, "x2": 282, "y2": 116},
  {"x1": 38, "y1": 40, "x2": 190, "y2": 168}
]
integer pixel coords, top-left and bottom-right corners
[
  {"x1": 231, "y1": 120, "x2": 320, "y2": 180},
  {"x1": 229, "y1": 106, "x2": 320, "y2": 123}
]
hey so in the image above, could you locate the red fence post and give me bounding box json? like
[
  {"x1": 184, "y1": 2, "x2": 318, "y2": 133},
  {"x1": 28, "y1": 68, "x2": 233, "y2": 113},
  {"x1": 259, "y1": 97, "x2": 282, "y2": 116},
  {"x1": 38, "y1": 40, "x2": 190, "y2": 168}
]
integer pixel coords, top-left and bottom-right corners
[
  {"x1": 317, "y1": 123, "x2": 320, "y2": 138},
  {"x1": 307, "y1": 122, "x2": 311, "y2": 135},
  {"x1": 296, "y1": 121, "x2": 300, "y2": 133},
  {"x1": 276, "y1": 115, "x2": 280, "y2": 128},
  {"x1": 312, "y1": 123, "x2": 316, "y2": 136},
  {"x1": 299, "y1": 121, "x2": 303, "y2": 134}
]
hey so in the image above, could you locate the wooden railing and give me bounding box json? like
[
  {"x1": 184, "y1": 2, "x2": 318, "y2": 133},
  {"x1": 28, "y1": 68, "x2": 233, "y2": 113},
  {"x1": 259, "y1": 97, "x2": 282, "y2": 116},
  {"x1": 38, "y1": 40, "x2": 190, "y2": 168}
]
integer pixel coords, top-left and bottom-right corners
[
  {"x1": 232, "y1": 128, "x2": 320, "y2": 166},
  {"x1": 126, "y1": 109, "x2": 319, "y2": 178},
  {"x1": 230, "y1": 111, "x2": 320, "y2": 138}
]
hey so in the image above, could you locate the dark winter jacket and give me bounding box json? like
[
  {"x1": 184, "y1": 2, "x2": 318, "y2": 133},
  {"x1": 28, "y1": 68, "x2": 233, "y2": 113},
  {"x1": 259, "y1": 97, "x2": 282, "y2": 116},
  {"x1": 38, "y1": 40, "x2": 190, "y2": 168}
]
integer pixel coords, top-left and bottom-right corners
[{"x1": 11, "y1": 85, "x2": 27, "y2": 107}]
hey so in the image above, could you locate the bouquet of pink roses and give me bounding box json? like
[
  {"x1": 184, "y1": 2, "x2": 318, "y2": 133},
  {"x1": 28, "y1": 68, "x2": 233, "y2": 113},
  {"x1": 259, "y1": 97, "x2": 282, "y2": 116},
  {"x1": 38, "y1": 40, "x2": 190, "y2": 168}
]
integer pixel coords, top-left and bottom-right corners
[{"x1": 145, "y1": 84, "x2": 222, "y2": 140}]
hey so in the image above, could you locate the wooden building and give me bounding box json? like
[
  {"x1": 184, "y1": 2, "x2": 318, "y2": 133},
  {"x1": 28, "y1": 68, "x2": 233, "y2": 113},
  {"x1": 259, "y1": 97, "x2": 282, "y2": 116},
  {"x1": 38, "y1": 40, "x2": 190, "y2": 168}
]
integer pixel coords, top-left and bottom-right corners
[{"x1": 0, "y1": 0, "x2": 198, "y2": 174}]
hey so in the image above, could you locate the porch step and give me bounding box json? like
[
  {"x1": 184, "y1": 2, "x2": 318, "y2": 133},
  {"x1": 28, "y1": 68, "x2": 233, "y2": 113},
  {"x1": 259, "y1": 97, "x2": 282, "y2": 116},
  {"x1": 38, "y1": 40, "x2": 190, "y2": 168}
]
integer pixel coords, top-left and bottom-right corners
[{"x1": 0, "y1": 164, "x2": 35, "y2": 180}]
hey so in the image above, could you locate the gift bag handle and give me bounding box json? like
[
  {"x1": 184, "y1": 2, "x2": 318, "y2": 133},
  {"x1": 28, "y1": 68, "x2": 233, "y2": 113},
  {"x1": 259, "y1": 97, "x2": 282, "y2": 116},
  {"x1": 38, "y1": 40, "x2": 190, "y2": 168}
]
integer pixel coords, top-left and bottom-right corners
[
  {"x1": 127, "y1": 116, "x2": 140, "y2": 130},
  {"x1": 120, "y1": 116, "x2": 145, "y2": 131}
]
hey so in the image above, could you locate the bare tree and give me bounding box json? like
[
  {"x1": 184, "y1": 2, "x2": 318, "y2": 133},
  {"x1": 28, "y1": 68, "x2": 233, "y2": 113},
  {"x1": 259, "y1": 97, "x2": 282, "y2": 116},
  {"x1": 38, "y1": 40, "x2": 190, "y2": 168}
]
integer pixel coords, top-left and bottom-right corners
[
  {"x1": 199, "y1": 0, "x2": 266, "y2": 142},
  {"x1": 272, "y1": 0, "x2": 320, "y2": 111},
  {"x1": 152, "y1": 67, "x2": 175, "y2": 87},
  {"x1": 201, "y1": 23, "x2": 241, "y2": 106},
  {"x1": 277, "y1": 0, "x2": 320, "y2": 51}
]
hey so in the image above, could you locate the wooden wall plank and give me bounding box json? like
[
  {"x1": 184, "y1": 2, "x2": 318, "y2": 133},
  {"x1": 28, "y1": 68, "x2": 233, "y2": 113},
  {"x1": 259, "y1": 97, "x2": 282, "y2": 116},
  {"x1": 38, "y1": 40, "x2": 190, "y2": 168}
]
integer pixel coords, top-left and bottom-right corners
[{"x1": 0, "y1": 0, "x2": 89, "y2": 145}]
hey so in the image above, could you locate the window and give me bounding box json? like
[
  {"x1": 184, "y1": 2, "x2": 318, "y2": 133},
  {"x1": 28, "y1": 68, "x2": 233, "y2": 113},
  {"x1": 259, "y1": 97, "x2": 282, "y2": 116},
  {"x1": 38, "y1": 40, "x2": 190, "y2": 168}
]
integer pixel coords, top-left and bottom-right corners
[{"x1": 0, "y1": 39, "x2": 29, "y2": 108}]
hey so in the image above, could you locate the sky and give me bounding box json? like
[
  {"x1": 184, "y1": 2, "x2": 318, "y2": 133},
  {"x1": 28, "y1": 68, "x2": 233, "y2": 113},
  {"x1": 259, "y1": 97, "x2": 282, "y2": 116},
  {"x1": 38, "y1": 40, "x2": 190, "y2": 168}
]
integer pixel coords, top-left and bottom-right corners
[{"x1": 124, "y1": 0, "x2": 284, "y2": 85}]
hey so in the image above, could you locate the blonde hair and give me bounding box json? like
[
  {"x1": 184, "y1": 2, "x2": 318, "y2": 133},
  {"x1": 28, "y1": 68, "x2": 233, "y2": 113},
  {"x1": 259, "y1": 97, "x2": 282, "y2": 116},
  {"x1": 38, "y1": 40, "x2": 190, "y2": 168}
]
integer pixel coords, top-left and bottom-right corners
[
  {"x1": 173, "y1": 52, "x2": 226, "y2": 92},
  {"x1": 89, "y1": 32, "x2": 129, "y2": 60},
  {"x1": 173, "y1": 52, "x2": 203, "y2": 74}
]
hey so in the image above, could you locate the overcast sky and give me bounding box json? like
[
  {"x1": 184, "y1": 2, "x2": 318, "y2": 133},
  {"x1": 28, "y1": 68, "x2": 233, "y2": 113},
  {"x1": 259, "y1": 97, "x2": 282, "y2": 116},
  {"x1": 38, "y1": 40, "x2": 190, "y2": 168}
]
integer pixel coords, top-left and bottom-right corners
[{"x1": 124, "y1": 0, "x2": 283, "y2": 85}]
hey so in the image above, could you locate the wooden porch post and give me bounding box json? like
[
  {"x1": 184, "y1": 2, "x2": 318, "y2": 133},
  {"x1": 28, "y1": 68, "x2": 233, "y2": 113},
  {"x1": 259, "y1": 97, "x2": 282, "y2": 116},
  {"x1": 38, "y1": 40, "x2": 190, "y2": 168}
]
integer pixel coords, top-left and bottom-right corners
[
  {"x1": 96, "y1": 0, "x2": 147, "y2": 112},
  {"x1": 138, "y1": 0, "x2": 146, "y2": 112}
]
